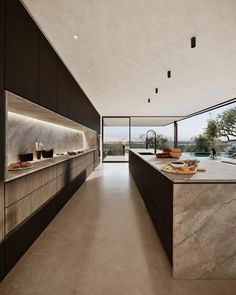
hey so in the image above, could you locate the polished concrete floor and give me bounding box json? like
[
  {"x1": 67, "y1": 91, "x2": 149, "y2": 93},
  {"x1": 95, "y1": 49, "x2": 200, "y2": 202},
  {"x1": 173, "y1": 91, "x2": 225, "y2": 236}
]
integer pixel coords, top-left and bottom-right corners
[
  {"x1": 103, "y1": 155, "x2": 129, "y2": 162},
  {"x1": 0, "y1": 163, "x2": 236, "y2": 295}
]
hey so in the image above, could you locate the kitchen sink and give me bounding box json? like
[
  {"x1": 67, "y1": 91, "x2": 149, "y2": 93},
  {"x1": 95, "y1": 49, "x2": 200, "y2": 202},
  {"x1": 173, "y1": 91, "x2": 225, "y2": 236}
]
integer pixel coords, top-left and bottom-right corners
[{"x1": 138, "y1": 152, "x2": 155, "y2": 155}]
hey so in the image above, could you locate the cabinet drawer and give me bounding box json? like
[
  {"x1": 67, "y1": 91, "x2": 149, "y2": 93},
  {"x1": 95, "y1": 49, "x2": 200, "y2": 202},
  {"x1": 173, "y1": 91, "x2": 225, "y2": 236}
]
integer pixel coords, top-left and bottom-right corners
[
  {"x1": 56, "y1": 174, "x2": 67, "y2": 191},
  {"x1": 5, "y1": 179, "x2": 57, "y2": 234},
  {"x1": 86, "y1": 163, "x2": 94, "y2": 178},
  {"x1": 5, "y1": 166, "x2": 56, "y2": 207},
  {"x1": 56, "y1": 161, "x2": 70, "y2": 177}
]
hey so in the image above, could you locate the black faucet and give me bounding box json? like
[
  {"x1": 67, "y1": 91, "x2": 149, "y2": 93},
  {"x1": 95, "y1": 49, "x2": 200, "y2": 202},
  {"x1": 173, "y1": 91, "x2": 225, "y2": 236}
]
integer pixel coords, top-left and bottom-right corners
[{"x1": 146, "y1": 130, "x2": 157, "y2": 154}]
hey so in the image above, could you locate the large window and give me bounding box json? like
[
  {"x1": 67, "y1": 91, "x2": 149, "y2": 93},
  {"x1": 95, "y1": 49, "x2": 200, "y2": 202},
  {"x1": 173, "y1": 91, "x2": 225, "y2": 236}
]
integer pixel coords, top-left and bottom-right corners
[
  {"x1": 103, "y1": 117, "x2": 130, "y2": 162},
  {"x1": 102, "y1": 104, "x2": 236, "y2": 162},
  {"x1": 178, "y1": 102, "x2": 236, "y2": 157},
  {"x1": 102, "y1": 117, "x2": 176, "y2": 162},
  {"x1": 130, "y1": 125, "x2": 174, "y2": 150}
]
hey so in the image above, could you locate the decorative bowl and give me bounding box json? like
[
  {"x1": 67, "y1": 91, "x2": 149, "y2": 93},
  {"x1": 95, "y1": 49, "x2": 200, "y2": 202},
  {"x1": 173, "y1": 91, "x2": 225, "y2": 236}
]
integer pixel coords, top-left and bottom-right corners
[{"x1": 170, "y1": 161, "x2": 185, "y2": 168}]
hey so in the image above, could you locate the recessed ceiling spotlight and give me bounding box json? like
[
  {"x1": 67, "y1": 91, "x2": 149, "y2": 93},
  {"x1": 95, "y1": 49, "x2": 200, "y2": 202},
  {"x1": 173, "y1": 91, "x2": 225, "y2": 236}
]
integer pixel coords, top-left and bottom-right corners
[
  {"x1": 191, "y1": 36, "x2": 196, "y2": 48},
  {"x1": 155, "y1": 88, "x2": 158, "y2": 94},
  {"x1": 167, "y1": 70, "x2": 171, "y2": 78},
  {"x1": 148, "y1": 98, "x2": 151, "y2": 103},
  {"x1": 73, "y1": 35, "x2": 78, "y2": 40}
]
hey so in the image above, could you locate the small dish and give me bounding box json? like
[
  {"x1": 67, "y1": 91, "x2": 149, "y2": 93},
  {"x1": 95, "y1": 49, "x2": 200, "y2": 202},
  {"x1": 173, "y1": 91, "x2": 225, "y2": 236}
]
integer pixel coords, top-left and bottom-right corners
[{"x1": 170, "y1": 161, "x2": 185, "y2": 168}]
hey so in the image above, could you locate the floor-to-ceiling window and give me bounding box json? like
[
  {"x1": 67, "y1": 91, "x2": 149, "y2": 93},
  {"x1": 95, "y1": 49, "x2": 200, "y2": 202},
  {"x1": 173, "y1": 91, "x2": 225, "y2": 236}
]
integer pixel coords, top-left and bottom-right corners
[
  {"x1": 102, "y1": 116, "x2": 177, "y2": 162},
  {"x1": 178, "y1": 101, "x2": 236, "y2": 157},
  {"x1": 130, "y1": 117, "x2": 175, "y2": 150},
  {"x1": 102, "y1": 103, "x2": 236, "y2": 162},
  {"x1": 102, "y1": 117, "x2": 130, "y2": 162}
]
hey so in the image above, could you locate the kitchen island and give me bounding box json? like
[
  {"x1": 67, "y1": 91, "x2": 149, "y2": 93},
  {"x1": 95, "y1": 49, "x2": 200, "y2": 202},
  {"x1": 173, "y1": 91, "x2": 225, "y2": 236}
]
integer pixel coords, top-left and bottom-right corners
[{"x1": 129, "y1": 149, "x2": 236, "y2": 279}]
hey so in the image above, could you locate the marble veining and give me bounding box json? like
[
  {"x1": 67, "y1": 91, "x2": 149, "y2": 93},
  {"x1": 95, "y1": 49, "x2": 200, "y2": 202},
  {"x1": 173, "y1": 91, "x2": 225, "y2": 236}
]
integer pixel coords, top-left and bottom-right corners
[
  {"x1": 7, "y1": 112, "x2": 84, "y2": 163},
  {"x1": 173, "y1": 183, "x2": 236, "y2": 279},
  {"x1": 130, "y1": 150, "x2": 236, "y2": 279},
  {"x1": 83, "y1": 130, "x2": 98, "y2": 150}
]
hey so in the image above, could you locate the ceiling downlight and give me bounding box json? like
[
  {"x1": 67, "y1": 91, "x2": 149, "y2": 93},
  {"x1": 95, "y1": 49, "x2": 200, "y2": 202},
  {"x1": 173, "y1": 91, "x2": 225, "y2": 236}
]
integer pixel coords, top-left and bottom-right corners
[{"x1": 191, "y1": 36, "x2": 196, "y2": 48}]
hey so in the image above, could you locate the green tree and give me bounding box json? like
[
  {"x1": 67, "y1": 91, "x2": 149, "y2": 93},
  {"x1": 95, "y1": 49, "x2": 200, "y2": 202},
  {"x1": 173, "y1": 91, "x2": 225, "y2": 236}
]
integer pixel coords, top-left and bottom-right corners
[
  {"x1": 205, "y1": 119, "x2": 218, "y2": 143},
  {"x1": 205, "y1": 107, "x2": 236, "y2": 142},
  {"x1": 194, "y1": 134, "x2": 210, "y2": 152}
]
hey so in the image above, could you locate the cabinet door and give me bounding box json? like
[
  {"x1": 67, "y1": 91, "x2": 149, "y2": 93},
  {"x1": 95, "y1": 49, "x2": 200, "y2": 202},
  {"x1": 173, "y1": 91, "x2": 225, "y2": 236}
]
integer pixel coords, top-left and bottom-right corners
[
  {"x1": 75, "y1": 85, "x2": 86, "y2": 126},
  {"x1": 70, "y1": 77, "x2": 80, "y2": 122},
  {"x1": 0, "y1": 43, "x2": 5, "y2": 181},
  {"x1": 56, "y1": 59, "x2": 73, "y2": 119},
  {"x1": 0, "y1": 0, "x2": 5, "y2": 44},
  {"x1": 0, "y1": 43, "x2": 3, "y2": 96},
  {"x1": 5, "y1": 0, "x2": 38, "y2": 102},
  {"x1": 0, "y1": 43, "x2": 4, "y2": 280},
  {"x1": 68, "y1": 75, "x2": 77, "y2": 121},
  {"x1": 38, "y1": 33, "x2": 57, "y2": 111},
  {"x1": 86, "y1": 100, "x2": 96, "y2": 131}
]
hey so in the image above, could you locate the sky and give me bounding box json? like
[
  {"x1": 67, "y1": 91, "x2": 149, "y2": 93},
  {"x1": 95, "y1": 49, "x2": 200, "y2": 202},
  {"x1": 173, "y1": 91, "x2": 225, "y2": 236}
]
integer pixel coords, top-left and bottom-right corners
[{"x1": 104, "y1": 102, "x2": 236, "y2": 142}]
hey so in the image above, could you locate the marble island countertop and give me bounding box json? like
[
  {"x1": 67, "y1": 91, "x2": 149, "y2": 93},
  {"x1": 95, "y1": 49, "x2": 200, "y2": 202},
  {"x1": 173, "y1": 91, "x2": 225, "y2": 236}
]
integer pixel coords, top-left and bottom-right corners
[
  {"x1": 5, "y1": 149, "x2": 96, "y2": 183},
  {"x1": 130, "y1": 149, "x2": 236, "y2": 183}
]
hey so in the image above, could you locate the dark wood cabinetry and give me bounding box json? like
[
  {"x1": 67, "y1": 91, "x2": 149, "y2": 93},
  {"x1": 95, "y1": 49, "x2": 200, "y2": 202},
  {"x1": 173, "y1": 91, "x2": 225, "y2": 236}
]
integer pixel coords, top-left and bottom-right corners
[
  {"x1": 0, "y1": 43, "x2": 5, "y2": 180},
  {"x1": 129, "y1": 151, "x2": 173, "y2": 265},
  {"x1": 56, "y1": 60, "x2": 75, "y2": 120},
  {"x1": 0, "y1": 43, "x2": 5, "y2": 281},
  {"x1": 0, "y1": 43, "x2": 3, "y2": 94},
  {"x1": 77, "y1": 92, "x2": 100, "y2": 134},
  {"x1": 5, "y1": 0, "x2": 39, "y2": 103},
  {"x1": 4, "y1": 0, "x2": 100, "y2": 132},
  {"x1": 38, "y1": 33, "x2": 57, "y2": 111},
  {"x1": 0, "y1": 0, "x2": 5, "y2": 44},
  {"x1": 0, "y1": 0, "x2": 4, "y2": 278}
]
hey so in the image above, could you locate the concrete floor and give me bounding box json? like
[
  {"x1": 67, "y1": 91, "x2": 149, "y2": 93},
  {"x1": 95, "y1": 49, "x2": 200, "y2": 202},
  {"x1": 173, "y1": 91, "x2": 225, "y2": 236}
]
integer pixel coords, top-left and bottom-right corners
[
  {"x1": 0, "y1": 163, "x2": 236, "y2": 295},
  {"x1": 103, "y1": 155, "x2": 129, "y2": 161}
]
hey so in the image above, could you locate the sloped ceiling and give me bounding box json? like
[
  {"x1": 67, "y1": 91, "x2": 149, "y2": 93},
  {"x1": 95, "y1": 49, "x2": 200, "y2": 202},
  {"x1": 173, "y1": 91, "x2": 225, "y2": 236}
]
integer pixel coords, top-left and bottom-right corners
[{"x1": 22, "y1": 0, "x2": 236, "y2": 117}]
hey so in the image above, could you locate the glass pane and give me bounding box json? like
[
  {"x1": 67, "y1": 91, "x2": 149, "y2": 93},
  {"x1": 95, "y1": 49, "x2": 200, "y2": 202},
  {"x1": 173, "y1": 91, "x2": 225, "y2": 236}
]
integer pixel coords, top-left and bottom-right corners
[
  {"x1": 178, "y1": 102, "x2": 236, "y2": 158},
  {"x1": 103, "y1": 117, "x2": 129, "y2": 162},
  {"x1": 130, "y1": 117, "x2": 174, "y2": 151}
]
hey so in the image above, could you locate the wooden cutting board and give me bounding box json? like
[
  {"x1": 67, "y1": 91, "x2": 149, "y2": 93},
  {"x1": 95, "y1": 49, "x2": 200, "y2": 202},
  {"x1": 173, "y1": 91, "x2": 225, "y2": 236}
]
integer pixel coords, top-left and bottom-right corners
[{"x1": 161, "y1": 164, "x2": 197, "y2": 175}]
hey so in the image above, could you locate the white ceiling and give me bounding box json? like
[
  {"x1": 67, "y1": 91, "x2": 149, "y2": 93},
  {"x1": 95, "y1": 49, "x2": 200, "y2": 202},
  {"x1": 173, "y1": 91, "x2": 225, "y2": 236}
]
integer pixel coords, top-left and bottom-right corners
[{"x1": 22, "y1": 0, "x2": 236, "y2": 117}]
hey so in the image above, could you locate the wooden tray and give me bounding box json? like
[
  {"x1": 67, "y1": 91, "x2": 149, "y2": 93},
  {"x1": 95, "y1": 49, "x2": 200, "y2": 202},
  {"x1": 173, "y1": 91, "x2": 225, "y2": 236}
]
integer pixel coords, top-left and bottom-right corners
[
  {"x1": 8, "y1": 165, "x2": 33, "y2": 171},
  {"x1": 161, "y1": 164, "x2": 197, "y2": 175}
]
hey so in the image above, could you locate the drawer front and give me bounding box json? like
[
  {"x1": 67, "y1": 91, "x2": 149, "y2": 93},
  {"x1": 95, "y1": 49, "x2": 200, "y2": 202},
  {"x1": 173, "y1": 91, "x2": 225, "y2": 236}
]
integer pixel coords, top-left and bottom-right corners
[
  {"x1": 5, "y1": 179, "x2": 57, "y2": 234},
  {"x1": 56, "y1": 174, "x2": 67, "y2": 192},
  {"x1": 86, "y1": 152, "x2": 94, "y2": 166},
  {"x1": 56, "y1": 161, "x2": 70, "y2": 177},
  {"x1": 5, "y1": 166, "x2": 56, "y2": 207},
  {"x1": 86, "y1": 163, "x2": 94, "y2": 178}
]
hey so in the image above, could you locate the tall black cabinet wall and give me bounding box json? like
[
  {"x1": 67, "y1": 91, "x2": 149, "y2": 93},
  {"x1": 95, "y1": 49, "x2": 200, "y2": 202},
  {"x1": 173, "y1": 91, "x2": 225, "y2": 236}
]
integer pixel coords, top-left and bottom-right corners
[
  {"x1": 0, "y1": 43, "x2": 5, "y2": 280},
  {"x1": 0, "y1": 0, "x2": 5, "y2": 44},
  {"x1": 4, "y1": 0, "x2": 100, "y2": 133},
  {"x1": 0, "y1": 42, "x2": 4, "y2": 181},
  {"x1": 56, "y1": 60, "x2": 75, "y2": 120},
  {"x1": 5, "y1": 0, "x2": 39, "y2": 103},
  {"x1": 38, "y1": 33, "x2": 57, "y2": 111}
]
